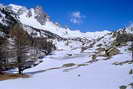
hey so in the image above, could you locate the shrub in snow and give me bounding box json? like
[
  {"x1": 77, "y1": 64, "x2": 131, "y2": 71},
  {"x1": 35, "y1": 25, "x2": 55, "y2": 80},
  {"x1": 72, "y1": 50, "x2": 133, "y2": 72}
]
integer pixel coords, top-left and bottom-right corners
[
  {"x1": 92, "y1": 55, "x2": 96, "y2": 60},
  {"x1": 119, "y1": 85, "x2": 127, "y2": 89}
]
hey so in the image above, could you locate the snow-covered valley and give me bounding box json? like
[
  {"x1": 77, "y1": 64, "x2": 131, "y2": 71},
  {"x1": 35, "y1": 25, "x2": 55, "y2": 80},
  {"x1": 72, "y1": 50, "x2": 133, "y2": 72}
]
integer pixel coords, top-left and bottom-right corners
[
  {"x1": 0, "y1": 4, "x2": 132, "y2": 89},
  {"x1": 0, "y1": 48, "x2": 132, "y2": 89}
]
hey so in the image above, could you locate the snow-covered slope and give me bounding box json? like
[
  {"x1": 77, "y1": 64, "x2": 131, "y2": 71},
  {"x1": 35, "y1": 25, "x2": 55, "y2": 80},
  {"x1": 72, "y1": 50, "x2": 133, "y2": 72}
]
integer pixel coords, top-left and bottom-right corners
[
  {"x1": 6, "y1": 4, "x2": 110, "y2": 39},
  {"x1": 0, "y1": 46, "x2": 132, "y2": 89}
]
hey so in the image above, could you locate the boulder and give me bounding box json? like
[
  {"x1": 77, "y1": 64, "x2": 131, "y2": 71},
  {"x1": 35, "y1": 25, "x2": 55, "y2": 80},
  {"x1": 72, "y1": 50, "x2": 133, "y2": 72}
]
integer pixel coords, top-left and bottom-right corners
[
  {"x1": 105, "y1": 47, "x2": 120, "y2": 57},
  {"x1": 67, "y1": 54, "x2": 72, "y2": 56}
]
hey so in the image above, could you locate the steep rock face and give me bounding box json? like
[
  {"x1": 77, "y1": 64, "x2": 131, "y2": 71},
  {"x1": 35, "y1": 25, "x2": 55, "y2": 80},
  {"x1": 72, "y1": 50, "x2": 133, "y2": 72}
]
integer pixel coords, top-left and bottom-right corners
[{"x1": 34, "y1": 6, "x2": 48, "y2": 25}]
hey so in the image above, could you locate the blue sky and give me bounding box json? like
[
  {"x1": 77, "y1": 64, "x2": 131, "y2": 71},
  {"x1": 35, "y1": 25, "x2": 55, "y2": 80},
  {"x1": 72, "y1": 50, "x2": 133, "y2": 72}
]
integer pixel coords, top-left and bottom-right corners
[{"x1": 0, "y1": 0, "x2": 133, "y2": 32}]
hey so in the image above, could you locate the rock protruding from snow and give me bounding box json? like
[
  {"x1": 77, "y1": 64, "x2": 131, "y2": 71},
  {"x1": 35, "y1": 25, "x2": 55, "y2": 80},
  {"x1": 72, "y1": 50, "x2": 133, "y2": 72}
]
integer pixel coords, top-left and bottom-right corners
[{"x1": 34, "y1": 6, "x2": 48, "y2": 25}]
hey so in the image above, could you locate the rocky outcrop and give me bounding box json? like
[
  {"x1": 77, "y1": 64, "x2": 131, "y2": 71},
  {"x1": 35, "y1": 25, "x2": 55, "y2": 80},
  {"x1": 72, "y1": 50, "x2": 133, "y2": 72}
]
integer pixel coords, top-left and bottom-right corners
[
  {"x1": 105, "y1": 47, "x2": 120, "y2": 57},
  {"x1": 112, "y1": 28, "x2": 133, "y2": 47},
  {"x1": 34, "y1": 6, "x2": 48, "y2": 25}
]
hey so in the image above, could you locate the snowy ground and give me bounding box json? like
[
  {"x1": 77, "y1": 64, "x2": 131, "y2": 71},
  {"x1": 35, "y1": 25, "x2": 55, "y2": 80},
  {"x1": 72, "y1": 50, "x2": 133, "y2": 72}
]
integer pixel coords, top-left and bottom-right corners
[{"x1": 0, "y1": 48, "x2": 132, "y2": 89}]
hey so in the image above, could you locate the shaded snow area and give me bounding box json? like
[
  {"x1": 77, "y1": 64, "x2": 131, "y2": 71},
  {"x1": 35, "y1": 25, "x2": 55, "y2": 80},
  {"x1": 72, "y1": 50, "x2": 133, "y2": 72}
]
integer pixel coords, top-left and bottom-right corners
[{"x1": 0, "y1": 48, "x2": 132, "y2": 89}]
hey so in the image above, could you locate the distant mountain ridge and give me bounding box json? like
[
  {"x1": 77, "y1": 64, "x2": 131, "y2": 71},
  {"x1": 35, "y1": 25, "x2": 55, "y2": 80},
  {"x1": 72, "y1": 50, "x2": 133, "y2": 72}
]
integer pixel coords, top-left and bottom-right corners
[{"x1": 0, "y1": 4, "x2": 111, "y2": 39}]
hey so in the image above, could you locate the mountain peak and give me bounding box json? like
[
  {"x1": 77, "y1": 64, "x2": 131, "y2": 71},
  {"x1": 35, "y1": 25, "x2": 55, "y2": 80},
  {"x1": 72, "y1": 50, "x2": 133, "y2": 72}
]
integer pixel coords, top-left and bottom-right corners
[
  {"x1": 0, "y1": 4, "x2": 127, "y2": 40},
  {"x1": 8, "y1": 4, "x2": 25, "y2": 13}
]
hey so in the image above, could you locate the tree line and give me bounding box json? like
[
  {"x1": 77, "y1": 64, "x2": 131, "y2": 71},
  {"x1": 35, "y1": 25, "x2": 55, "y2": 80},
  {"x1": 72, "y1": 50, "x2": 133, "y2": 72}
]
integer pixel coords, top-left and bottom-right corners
[{"x1": 0, "y1": 23, "x2": 56, "y2": 74}]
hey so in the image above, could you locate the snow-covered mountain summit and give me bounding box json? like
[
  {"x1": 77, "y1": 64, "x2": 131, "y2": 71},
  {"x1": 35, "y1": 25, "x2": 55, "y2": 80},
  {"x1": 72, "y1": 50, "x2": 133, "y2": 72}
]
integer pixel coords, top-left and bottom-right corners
[
  {"x1": 0, "y1": 4, "x2": 111, "y2": 39},
  {"x1": 0, "y1": 3, "x2": 133, "y2": 50}
]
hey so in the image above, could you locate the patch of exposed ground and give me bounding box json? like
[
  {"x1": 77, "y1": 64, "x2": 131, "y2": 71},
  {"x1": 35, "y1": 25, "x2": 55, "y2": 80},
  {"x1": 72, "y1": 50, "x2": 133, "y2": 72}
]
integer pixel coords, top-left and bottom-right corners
[
  {"x1": 0, "y1": 72, "x2": 30, "y2": 81},
  {"x1": 112, "y1": 60, "x2": 133, "y2": 65}
]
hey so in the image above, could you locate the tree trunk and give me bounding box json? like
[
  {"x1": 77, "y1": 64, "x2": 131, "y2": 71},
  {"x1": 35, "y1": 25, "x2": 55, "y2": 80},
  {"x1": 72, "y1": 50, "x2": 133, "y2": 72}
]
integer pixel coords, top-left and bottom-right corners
[
  {"x1": 18, "y1": 67, "x2": 23, "y2": 74},
  {"x1": 132, "y1": 42, "x2": 133, "y2": 60}
]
